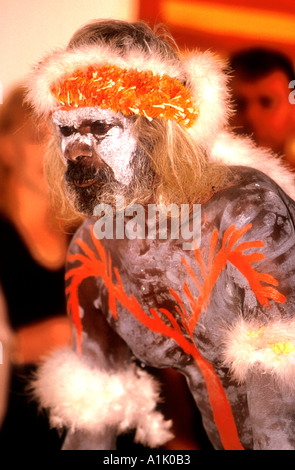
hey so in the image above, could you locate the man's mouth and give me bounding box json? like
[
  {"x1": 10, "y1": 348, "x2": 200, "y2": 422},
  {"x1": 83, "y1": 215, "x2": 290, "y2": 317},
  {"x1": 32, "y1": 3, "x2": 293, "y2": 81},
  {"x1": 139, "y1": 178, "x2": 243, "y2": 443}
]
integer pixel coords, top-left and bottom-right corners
[{"x1": 73, "y1": 177, "x2": 98, "y2": 188}]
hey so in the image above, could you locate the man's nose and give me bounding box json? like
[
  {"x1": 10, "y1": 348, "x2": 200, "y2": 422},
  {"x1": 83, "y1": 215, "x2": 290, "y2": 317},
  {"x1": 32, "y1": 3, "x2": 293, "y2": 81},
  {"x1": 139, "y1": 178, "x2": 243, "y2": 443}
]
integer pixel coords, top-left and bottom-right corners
[
  {"x1": 244, "y1": 103, "x2": 262, "y2": 129},
  {"x1": 64, "y1": 142, "x2": 93, "y2": 162}
]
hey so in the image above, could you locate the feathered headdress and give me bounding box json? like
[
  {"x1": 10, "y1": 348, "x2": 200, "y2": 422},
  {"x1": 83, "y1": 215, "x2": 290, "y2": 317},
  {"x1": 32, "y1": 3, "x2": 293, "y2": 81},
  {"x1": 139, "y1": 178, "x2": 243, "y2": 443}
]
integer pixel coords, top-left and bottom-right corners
[
  {"x1": 26, "y1": 41, "x2": 231, "y2": 154},
  {"x1": 26, "y1": 25, "x2": 295, "y2": 199}
]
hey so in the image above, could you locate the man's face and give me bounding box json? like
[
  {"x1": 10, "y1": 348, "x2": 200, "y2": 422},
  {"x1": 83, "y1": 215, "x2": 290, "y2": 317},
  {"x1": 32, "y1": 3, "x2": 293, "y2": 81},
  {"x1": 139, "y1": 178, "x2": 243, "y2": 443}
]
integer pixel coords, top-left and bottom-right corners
[
  {"x1": 231, "y1": 71, "x2": 294, "y2": 153},
  {"x1": 52, "y1": 107, "x2": 139, "y2": 215}
]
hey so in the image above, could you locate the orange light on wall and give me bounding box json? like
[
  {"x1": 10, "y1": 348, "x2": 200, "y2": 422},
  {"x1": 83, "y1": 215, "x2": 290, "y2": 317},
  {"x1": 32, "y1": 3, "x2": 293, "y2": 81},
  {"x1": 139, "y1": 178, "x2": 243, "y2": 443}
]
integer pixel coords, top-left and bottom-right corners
[
  {"x1": 163, "y1": 0, "x2": 295, "y2": 44},
  {"x1": 139, "y1": 0, "x2": 295, "y2": 59}
]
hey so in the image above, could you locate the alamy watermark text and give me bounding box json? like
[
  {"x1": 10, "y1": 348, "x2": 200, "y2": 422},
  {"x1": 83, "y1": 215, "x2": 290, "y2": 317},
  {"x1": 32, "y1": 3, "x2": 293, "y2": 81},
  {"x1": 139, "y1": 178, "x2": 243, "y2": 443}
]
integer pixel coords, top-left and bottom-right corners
[{"x1": 93, "y1": 196, "x2": 201, "y2": 250}]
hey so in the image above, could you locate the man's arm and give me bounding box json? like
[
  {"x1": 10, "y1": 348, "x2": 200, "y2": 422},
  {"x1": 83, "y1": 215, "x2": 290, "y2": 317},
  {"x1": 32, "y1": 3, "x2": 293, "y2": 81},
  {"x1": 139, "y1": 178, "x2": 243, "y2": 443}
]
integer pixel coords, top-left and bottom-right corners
[
  {"x1": 32, "y1": 224, "x2": 173, "y2": 450},
  {"x1": 219, "y1": 182, "x2": 295, "y2": 449}
]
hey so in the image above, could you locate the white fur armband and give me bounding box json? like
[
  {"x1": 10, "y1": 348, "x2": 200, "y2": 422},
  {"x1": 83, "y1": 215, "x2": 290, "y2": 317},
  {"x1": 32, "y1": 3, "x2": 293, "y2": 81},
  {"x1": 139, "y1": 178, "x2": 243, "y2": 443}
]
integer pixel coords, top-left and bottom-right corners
[
  {"x1": 31, "y1": 348, "x2": 173, "y2": 448},
  {"x1": 222, "y1": 318, "x2": 295, "y2": 389}
]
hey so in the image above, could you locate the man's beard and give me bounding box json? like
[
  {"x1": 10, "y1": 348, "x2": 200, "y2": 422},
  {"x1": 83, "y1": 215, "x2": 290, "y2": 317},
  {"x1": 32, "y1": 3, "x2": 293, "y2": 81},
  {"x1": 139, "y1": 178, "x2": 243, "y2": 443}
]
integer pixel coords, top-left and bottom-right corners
[
  {"x1": 65, "y1": 161, "x2": 115, "y2": 215},
  {"x1": 64, "y1": 149, "x2": 154, "y2": 216}
]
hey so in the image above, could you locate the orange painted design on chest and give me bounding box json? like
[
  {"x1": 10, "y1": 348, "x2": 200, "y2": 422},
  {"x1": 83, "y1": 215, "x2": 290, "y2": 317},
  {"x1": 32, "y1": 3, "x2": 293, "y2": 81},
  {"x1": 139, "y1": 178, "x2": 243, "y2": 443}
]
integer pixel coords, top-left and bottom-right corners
[{"x1": 65, "y1": 222, "x2": 285, "y2": 450}]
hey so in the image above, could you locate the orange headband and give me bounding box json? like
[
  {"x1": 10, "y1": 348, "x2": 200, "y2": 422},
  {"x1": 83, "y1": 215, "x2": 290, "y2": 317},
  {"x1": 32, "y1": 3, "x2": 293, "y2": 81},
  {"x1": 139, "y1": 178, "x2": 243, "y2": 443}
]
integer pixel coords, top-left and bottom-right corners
[{"x1": 51, "y1": 64, "x2": 199, "y2": 128}]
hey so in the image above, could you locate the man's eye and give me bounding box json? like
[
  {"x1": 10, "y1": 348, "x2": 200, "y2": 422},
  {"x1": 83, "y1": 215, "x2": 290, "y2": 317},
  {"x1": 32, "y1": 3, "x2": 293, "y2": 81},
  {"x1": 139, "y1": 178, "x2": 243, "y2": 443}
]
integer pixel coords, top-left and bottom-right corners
[
  {"x1": 59, "y1": 126, "x2": 75, "y2": 137},
  {"x1": 259, "y1": 96, "x2": 274, "y2": 109},
  {"x1": 91, "y1": 122, "x2": 113, "y2": 136}
]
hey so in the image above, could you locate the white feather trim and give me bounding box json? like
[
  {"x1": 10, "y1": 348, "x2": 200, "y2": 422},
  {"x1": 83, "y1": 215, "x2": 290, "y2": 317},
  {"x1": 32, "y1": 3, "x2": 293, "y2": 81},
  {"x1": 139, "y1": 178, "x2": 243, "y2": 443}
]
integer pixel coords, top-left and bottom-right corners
[
  {"x1": 31, "y1": 348, "x2": 173, "y2": 448},
  {"x1": 210, "y1": 131, "x2": 295, "y2": 200},
  {"x1": 26, "y1": 43, "x2": 231, "y2": 149},
  {"x1": 222, "y1": 318, "x2": 295, "y2": 390},
  {"x1": 184, "y1": 51, "x2": 231, "y2": 152},
  {"x1": 26, "y1": 44, "x2": 185, "y2": 118}
]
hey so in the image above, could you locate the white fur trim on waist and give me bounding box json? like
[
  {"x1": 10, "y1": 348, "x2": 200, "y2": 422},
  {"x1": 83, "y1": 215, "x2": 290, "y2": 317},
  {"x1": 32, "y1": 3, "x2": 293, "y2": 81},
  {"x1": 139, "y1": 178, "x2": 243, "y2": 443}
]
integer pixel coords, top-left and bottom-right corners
[
  {"x1": 31, "y1": 348, "x2": 173, "y2": 448},
  {"x1": 222, "y1": 318, "x2": 295, "y2": 389}
]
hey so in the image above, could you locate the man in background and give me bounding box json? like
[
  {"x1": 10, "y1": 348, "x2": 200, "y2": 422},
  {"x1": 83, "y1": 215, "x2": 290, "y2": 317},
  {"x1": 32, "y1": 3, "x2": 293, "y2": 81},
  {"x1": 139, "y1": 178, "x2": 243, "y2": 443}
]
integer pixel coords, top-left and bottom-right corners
[{"x1": 229, "y1": 48, "x2": 295, "y2": 167}]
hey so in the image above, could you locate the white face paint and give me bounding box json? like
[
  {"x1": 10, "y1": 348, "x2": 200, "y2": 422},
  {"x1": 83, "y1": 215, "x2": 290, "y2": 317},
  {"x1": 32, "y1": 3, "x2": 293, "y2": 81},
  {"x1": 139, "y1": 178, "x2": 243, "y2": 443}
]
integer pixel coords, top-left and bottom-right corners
[{"x1": 52, "y1": 107, "x2": 137, "y2": 185}]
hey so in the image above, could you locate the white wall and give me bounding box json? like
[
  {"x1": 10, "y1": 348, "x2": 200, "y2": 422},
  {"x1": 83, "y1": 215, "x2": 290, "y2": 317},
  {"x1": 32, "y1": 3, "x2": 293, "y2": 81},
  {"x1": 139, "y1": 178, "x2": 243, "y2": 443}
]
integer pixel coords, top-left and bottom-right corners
[{"x1": 0, "y1": 0, "x2": 139, "y2": 99}]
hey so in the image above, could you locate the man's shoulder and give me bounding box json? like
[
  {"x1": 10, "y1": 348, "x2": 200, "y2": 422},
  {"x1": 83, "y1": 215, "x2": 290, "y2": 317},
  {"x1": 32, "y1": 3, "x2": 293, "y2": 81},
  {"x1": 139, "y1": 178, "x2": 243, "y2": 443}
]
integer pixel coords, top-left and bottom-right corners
[
  {"x1": 200, "y1": 165, "x2": 295, "y2": 253},
  {"x1": 221, "y1": 165, "x2": 292, "y2": 196},
  {"x1": 209, "y1": 165, "x2": 295, "y2": 216},
  {"x1": 68, "y1": 217, "x2": 97, "y2": 254}
]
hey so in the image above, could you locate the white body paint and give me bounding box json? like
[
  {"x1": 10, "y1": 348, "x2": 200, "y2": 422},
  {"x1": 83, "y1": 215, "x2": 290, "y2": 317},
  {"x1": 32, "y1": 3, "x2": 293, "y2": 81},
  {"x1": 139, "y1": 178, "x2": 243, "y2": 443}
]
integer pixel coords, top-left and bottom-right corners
[{"x1": 52, "y1": 107, "x2": 137, "y2": 185}]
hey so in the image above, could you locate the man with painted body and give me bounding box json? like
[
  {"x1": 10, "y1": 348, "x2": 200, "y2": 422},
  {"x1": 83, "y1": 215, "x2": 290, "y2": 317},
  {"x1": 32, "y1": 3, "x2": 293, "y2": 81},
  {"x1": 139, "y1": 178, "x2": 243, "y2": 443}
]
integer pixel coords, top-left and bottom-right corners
[{"x1": 28, "y1": 20, "x2": 295, "y2": 450}]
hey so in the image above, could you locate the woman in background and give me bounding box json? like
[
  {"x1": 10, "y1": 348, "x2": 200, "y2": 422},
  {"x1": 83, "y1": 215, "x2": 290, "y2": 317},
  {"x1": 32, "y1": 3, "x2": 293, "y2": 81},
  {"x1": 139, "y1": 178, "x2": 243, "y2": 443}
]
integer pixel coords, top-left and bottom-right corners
[{"x1": 0, "y1": 86, "x2": 72, "y2": 450}]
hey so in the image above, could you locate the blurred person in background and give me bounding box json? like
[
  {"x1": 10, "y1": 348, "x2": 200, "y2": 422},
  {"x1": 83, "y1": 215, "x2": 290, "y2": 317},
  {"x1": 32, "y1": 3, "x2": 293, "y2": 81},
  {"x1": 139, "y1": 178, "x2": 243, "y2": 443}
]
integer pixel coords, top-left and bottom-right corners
[
  {"x1": 229, "y1": 48, "x2": 295, "y2": 167},
  {"x1": 0, "y1": 85, "x2": 72, "y2": 450}
]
